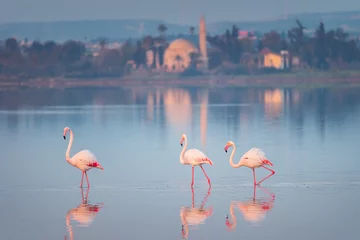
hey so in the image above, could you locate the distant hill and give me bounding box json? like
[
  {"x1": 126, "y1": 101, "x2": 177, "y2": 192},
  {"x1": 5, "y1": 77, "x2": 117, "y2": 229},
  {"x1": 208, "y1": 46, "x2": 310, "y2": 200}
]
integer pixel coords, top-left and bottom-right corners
[{"x1": 0, "y1": 11, "x2": 360, "y2": 41}]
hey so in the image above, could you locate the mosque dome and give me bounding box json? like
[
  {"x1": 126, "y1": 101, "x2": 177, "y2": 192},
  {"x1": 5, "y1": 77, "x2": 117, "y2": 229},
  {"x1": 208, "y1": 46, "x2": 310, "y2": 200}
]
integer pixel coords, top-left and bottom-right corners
[{"x1": 163, "y1": 39, "x2": 199, "y2": 72}]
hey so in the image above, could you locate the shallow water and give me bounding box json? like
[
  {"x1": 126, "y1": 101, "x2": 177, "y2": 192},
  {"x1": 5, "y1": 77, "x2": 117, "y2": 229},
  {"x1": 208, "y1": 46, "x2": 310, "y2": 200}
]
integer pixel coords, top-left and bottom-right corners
[{"x1": 1, "y1": 86, "x2": 360, "y2": 240}]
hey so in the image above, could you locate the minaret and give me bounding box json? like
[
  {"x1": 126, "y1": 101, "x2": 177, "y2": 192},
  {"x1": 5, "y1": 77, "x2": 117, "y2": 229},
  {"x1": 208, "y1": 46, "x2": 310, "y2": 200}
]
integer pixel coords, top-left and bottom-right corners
[{"x1": 199, "y1": 15, "x2": 208, "y2": 70}]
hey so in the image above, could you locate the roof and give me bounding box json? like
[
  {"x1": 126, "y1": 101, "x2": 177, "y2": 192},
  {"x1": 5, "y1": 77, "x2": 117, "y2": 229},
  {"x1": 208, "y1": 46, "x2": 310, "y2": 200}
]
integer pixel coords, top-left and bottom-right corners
[
  {"x1": 259, "y1": 47, "x2": 272, "y2": 55},
  {"x1": 167, "y1": 38, "x2": 197, "y2": 51}
]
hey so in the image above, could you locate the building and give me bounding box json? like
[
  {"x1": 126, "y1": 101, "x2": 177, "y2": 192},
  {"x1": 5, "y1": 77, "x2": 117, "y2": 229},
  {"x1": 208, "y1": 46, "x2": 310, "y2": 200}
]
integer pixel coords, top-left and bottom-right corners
[
  {"x1": 147, "y1": 15, "x2": 209, "y2": 73},
  {"x1": 258, "y1": 47, "x2": 290, "y2": 69}
]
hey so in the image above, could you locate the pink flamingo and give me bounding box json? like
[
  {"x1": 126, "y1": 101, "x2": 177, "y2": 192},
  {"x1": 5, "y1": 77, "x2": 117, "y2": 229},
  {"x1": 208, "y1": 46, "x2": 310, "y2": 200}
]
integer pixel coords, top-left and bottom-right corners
[
  {"x1": 63, "y1": 127, "x2": 104, "y2": 188},
  {"x1": 180, "y1": 134, "x2": 213, "y2": 188},
  {"x1": 226, "y1": 185, "x2": 275, "y2": 230},
  {"x1": 65, "y1": 188, "x2": 104, "y2": 240},
  {"x1": 180, "y1": 187, "x2": 213, "y2": 239},
  {"x1": 224, "y1": 141, "x2": 275, "y2": 186}
]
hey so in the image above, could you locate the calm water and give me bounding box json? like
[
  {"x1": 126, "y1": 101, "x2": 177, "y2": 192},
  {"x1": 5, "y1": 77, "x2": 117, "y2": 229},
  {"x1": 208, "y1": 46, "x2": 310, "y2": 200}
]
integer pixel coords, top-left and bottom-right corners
[{"x1": 1, "y1": 86, "x2": 360, "y2": 240}]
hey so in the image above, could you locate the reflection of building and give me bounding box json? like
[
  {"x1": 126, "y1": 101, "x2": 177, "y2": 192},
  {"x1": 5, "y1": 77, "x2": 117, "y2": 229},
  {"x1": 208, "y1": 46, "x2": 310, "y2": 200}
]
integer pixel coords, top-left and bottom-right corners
[
  {"x1": 199, "y1": 90, "x2": 208, "y2": 148},
  {"x1": 264, "y1": 89, "x2": 284, "y2": 119},
  {"x1": 147, "y1": 16, "x2": 209, "y2": 72},
  {"x1": 143, "y1": 88, "x2": 209, "y2": 147},
  {"x1": 163, "y1": 89, "x2": 192, "y2": 126}
]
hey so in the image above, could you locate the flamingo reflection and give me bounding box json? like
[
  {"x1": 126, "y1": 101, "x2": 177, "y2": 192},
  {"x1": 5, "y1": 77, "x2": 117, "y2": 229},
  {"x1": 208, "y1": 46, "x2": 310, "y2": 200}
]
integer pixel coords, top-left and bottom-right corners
[
  {"x1": 180, "y1": 187, "x2": 213, "y2": 239},
  {"x1": 65, "y1": 187, "x2": 104, "y2": 240},
  {"x1": 226, "y1": 186, "x2": 275, "y2": 230}
]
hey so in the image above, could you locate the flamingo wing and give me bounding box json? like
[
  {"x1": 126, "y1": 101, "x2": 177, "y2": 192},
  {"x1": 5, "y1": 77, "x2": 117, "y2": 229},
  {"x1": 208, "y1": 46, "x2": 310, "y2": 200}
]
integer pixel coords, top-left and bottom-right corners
[
  {"x1": 184, "y1": 149, "x2": 213, "y2": 165},
  {"x1": 72, "y1": 150, "x2": 99, "y2": 168},
  {"x1": 241, "y1": 148, "x2": 273, "y2": 166}
]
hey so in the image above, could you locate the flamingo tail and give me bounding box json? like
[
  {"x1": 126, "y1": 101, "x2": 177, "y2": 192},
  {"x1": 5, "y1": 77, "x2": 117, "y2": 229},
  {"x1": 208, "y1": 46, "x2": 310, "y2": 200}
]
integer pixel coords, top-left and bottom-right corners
[
  {"x1": 206, "y1": 158, "x2": 213, "y2": 165},
  {"x1": 262, "y1": 159, "x2": 273, "y2": 166}
]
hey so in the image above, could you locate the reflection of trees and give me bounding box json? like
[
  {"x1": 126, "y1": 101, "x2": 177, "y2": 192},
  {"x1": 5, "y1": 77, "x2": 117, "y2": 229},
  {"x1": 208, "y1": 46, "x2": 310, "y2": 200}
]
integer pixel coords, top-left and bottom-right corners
[
  {"x1": 1, "y1": 87, "x2": 360, "y2": 138},
  {"x1": 0, "y1": 88, "x2": 133, "y2": 110}
]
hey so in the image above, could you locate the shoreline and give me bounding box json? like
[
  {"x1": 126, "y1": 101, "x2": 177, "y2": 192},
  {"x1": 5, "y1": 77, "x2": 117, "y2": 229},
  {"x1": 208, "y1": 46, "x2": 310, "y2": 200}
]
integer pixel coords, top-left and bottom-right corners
[{"x1": 1, "y1": 74, "x2": 360, "y2": 89}]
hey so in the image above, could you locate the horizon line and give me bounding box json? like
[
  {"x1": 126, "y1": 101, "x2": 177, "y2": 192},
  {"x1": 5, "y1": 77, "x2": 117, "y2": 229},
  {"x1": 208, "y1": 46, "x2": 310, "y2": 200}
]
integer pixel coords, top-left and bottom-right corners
[{"x1": 0, "y1": 9, "x2": 359, "y2": 26}]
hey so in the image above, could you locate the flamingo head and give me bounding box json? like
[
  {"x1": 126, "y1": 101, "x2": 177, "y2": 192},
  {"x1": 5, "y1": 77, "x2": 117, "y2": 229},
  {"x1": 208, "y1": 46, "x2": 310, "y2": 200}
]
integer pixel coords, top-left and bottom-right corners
[
  {"x1": 224, "y1": 141, "x2": 234, "y2": 153},
  {"x1": 63, "y1": 127, "x2": 70, "y2": 140},
  {"x1": 180, "y1": 134, "x2": 186, "y2": 146},
  {"x1": 225, "y1": 215, "x2": 235, "y2": 230}
]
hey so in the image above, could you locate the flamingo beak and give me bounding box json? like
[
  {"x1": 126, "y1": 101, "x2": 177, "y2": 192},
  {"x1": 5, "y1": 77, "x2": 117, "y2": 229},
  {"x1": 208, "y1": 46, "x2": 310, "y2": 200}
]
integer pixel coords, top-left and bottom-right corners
[
  {"x1": 224, "y1": 145, "x2": 229, "y2": 153},
  {"x1": 180, "y1": 138, "x2": 184, "y2": 146},
  {"x1": 63, "y1": 135, "x2": 66, "y2": 140}
]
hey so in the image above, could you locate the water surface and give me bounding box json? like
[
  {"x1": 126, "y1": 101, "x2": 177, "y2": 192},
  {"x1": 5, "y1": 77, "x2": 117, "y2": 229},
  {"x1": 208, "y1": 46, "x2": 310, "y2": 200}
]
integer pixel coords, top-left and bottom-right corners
[{"x1": 0, "y1": 86, "x2": 360, "y2": 239}]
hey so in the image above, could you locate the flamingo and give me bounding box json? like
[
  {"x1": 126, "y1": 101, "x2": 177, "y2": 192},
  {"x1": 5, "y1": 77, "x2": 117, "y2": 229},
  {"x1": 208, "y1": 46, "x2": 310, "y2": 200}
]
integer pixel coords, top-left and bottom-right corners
[
  {"x1": 226, "y1": 186, "x2": 275, "y2": 230},
  {"x1": 224, "y1": 141, "x2": 275, "y2": 186},
  {"x1": 180, "y1": 187, "x2": 213, "y2": 239},
  {"x1": 65, "y1": 188, "x2": 104, "y2": 240},
  {"x1": 180, "y1": 134, "x2": 213, "y2": 188},
  {"x1": 63, "y1": 127, "x2": 104, "y2": 188}
]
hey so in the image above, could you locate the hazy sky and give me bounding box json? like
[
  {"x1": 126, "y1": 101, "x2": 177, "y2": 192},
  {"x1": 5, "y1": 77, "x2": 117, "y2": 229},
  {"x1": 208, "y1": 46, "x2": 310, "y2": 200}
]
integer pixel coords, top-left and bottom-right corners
[{"x1": 1, "y1": 0, "x2": 360, "y2": 24}]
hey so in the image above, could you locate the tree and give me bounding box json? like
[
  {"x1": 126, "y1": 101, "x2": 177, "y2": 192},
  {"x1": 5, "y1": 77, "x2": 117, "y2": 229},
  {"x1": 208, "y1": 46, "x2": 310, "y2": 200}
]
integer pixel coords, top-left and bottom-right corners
[
  {"x1": 5, "y1": 38, "x2": 19, "y2": 52},
  {"x1": 261, "y1": 31, "x2": 282, "y2": 53},
  {"x1": 175, "y1": 55, "x2": 183, "y2": 70},
  {"x1": 190, "y1": 26, "x2": 195, "y2": 35},
  {"x1": 99, "y1": 38, "x2": 108, "y2": 49},
  {"x1": 287, "y1": 20, "x2": 306, "y2": 56},
  {"x1": 158, "y1": 24, "x2": 168, "y2": 37},
  {"x1": 189, "y1": 52, "x2": 200, "y2": 69},
  {"x1": 61, "y1": 40, "x2": 86, "y2": 69},
  {"x1": 315, "y1": 22, "x2": 328, "y2": 69}
]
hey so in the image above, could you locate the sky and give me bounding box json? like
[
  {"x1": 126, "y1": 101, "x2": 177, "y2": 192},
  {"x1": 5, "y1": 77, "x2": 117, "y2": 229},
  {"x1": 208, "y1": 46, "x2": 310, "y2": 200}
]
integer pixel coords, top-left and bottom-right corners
[{"x1": 1, "y1": 0, "x2": 360, "y2": 24}]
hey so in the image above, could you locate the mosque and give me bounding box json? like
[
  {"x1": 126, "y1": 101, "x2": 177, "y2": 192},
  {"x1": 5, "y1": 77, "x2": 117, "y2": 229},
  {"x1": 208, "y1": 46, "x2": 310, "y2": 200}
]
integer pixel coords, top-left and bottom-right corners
[{"x1": 145, "y1": 16, "x2": 209, "y2": 73}]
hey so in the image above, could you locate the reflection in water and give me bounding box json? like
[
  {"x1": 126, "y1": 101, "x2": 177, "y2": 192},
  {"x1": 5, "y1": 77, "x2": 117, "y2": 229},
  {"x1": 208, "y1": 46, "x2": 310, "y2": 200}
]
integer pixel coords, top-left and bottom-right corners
[
  {"x1": 163, "y1": 88, "x2": 192, "y2": 127},
  {"x1": 199, "y1": 89, "x2": 208, "y2": 150},
  {"x1": 263, "y1": 88, "x2": 284, "y2": 120},
  {"x1": 65, "y1": 188, "x2": 104, "y2": 240},
  {"x1": 1, "y1": 87, "x2": 360, "y2": 145},
  {"x1": 180, "y1": 187, "x2": 213, "y2": 239},
  {"x1": 226, "y1": 186, "x2": 275, "y2": 230}
]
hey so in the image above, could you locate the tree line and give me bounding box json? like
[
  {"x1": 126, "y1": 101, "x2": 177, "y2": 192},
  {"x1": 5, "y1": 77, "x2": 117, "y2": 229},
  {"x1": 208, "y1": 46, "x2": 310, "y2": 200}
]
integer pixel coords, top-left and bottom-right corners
[{"x1": 0, "y1": 20, "x2": 359, "y2": 79}]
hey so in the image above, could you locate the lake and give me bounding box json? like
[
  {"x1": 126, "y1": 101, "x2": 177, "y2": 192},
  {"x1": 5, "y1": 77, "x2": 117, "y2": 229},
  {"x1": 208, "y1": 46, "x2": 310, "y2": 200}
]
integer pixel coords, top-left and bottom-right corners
[{"x1": 0, "y1": 86, "x2": 360, "y2": 240}]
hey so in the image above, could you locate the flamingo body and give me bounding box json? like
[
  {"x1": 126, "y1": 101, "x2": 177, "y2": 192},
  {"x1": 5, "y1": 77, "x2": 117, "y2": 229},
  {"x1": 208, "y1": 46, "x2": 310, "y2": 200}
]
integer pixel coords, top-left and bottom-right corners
[
  {"x1": 224, "y1": 141, "x2": 275, "y2": 186},
  {"x1": 63, "y1": 127, "x2": 104, "y2": 188},
  {"x1": 238, "y1": 148, "x2": 273, "y2": 169},
  {"x1": 70, "y1": 150, "x2": 102, "y2": 172},
  {"x1": 180, "y1": 134, "x2": 212, "y2": 187},
  {"x1": 183, "y1": 149, "x2": 213, "y2": 166}
]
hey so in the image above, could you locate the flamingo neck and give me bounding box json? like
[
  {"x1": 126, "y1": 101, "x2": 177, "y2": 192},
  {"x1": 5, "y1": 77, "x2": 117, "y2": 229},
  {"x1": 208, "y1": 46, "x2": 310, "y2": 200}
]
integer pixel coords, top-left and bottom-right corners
[
  {"x1": 180, "y1": 209, "x2": 188, "y2": 239},
  {"x1": 66, "y1": 129, "x2": 74, "y2": 163},
  {"x1": 66, "y1": 212, "x2": 74, "y2": 240},
  {"x1": 229, "y1": 143, "x2": 243, "y2": 168},
  {"x1": 180, "y1": 136, "x2": 188, "y2": 164},
  {"x1": 227, "y1": 202, "x2": 237, "y2": 229}
]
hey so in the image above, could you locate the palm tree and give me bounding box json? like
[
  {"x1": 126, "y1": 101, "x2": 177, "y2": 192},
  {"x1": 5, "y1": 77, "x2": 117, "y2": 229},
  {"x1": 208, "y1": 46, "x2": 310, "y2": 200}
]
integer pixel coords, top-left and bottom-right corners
[
  {"x1": 190, "y1": 26, "x2": 195, "y2": 35},
  {"x1": 189, "y1": 52, "x2": 200, "y2": 69},
  {"x1": 158, "y1": 24, "x2": 168, "y2": 37},
  {"x1": 175, "y1": 54, "x2": 183, "y2": 71}
]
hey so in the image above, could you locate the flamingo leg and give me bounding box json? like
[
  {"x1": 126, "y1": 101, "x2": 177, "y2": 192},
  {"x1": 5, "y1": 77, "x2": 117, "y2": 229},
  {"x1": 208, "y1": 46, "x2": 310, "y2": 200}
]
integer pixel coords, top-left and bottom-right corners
[
  {"x1": 256, "y1": 166, "x2": 275, "y2": 185},
  {"x1": 191, "y1": 166, "x2": 194, "y2": 188},
  {"x1": 252, "y1": 169, "x2": 256, "y2": 186},
  {"x1": 191, "y1": 187, "x2": 195, "y2": 207},
  {"x1": 200, "y1": 166, "x2": 211, "y2": 186},
  {"x1": 253, "y1": 184, "x2": 257, "y2": 201},
  {"x1": 80, "y1": 171, "x2": 84, "y2": 188},
  {"x1": 85, "y1": 171, "x2": 90, "y2": 188}
]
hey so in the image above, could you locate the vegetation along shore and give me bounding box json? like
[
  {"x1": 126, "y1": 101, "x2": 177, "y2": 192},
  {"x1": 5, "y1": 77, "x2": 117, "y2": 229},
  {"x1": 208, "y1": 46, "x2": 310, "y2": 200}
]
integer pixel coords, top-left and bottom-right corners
[{"x1": 0, "y1": 18, "x2": 360, "y2": 89}]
